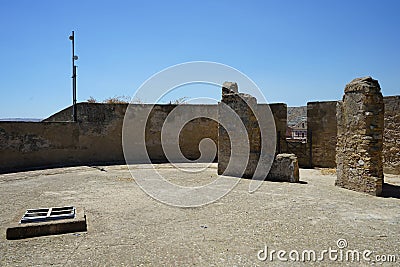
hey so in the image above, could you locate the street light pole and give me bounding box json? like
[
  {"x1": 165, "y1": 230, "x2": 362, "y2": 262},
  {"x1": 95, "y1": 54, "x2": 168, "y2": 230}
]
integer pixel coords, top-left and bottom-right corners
[{"x1": 69, "y1": 31, "x2": 78, "y2": 122}]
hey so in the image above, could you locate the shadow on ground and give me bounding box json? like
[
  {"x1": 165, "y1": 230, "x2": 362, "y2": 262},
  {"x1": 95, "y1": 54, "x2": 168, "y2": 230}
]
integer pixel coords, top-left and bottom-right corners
[{"x1": 381, "y1": 183, "x2": 400, "y2": 199}]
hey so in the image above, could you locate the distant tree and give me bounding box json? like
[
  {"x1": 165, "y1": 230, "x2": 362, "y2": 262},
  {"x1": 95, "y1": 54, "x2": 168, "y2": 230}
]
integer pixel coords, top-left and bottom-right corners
[
  {"x1": 103, "y1": 95, "x2": 131, "y2": 104},
  {"x1": 87, "y1": 96, "x2": 97, "y2": 103}
]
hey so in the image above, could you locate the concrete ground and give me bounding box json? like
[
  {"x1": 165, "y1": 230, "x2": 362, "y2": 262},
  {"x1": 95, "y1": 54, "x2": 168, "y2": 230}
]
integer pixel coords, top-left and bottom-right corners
[{"x1": 1, "y1": 163, "x2": 399, "y2": 266}]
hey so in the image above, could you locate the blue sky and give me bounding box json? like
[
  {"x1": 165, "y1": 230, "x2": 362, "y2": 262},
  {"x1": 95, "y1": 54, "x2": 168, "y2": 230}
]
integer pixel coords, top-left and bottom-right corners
[{"x1": 0, "y1": 0, "x2": 399, "y2": 118}]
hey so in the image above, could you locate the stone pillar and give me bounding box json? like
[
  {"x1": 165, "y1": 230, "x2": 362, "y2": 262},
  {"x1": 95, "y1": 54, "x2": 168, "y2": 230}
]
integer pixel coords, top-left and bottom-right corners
[
  {"x1": 218, "y1": 83, "x2": 260, "y2": 178},
  {"x1": 335, "y1": 77, "x2": 384, "y2": 195},
  {"x1": 218, "y1": 82, "x2": 299, "y2": 182}
]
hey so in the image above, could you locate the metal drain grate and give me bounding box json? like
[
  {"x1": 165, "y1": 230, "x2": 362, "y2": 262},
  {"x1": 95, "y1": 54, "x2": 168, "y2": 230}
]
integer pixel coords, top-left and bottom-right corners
[{"x1": 20, "y1": 206, "x2": 76, "y2": 224}]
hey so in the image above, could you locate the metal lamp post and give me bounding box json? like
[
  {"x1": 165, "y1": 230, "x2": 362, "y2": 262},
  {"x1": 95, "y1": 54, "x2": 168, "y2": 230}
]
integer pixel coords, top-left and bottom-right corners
[{"x1": 69, "y1": 31, "x2": 78, "y2": 122}]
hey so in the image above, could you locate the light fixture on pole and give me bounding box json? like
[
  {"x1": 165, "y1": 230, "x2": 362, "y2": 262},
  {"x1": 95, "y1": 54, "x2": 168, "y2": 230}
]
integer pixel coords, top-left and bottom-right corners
[{"x1": 69, "y1": 31, "x2": 78, "y2": 122}]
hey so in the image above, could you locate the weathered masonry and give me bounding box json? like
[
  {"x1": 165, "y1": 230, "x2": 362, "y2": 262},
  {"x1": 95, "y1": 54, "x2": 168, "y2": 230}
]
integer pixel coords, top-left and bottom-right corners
[
  {"x1": 217, "y1": 82, "x2": 299, "y2": 182},
  {"x1": 383, "y1": 96, "x2": 400, "y2": 174},
  {"x1": 287, "y1": 97, "x2": 399, "y2": 173},
  {"x1": 335, "y1": 77, "x2": 384, "y2": 195},
  {"x1": 0, "y1": 82, "x2": 399, "y2": 176},
  {"x1": 217, "y1": 82, "x2": 261, "y2": 178},
  {"x1": 0, "y1": 101, "x2": 286, "y2": 173}
]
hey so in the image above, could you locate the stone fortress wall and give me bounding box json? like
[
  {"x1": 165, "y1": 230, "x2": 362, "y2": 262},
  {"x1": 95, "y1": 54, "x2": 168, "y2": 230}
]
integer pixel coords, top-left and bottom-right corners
[
  {"x1": 303, "y1": 96, "x2": 400, "y2": 174},
  {"x1": 0, "y1": 102, "x2": 285, "y2": 173},
  {"x1": 0, "y1": 95, "x2": 399, "y2": 174},
  {"x1": 0, "y1": 104, "x2": 217, "y2": 172},
  {"x1": 274, "y1": 97, "x2": 399, "y2": 174}
]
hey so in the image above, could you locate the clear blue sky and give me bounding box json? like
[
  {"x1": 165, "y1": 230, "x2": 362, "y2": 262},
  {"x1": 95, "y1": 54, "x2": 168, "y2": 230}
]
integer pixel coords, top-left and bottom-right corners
[{"x1": 1, "y1": 0, "x2": 399, "y2": 119}]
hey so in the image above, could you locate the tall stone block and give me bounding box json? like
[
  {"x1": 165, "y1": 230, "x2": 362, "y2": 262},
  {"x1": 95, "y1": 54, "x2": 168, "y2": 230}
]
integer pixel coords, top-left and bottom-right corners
[
  {"x1": 335, "y1": 77, "x2": 384, "y2": 195},
  {"x1": 307, "y1": 101, "x2": 338, "y2": 168},
  {"x1": 218, "y1": 82, "x2": 299, "y2": 182},
  {"x1": 218, "y1": 89, "x2": 261, "y2": 178},
  {"x1": 268, "y1": 103, "x2": 287, "y2": 154},
  {"x1": 383, "y1": 96, "x2": 400, "y2": 175}
]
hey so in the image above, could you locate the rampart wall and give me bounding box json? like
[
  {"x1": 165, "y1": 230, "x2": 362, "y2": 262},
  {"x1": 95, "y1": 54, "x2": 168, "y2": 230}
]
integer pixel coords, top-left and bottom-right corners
[
  {"x1": 1, "y1": 97, "x2": 399, "y2": 174},
  {"x1": 0, "y1": 104, "x2": 218, "y2": 172},
  {"x1": 303, "y1": 97, "x2": 400, "y2": 173},
  {"x1": 0, "y1": 103, "x2": 284, "y2": 172}
]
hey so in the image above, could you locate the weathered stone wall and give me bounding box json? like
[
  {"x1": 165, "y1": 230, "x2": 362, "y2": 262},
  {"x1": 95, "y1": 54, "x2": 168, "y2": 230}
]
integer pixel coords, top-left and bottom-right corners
[
  {"x1": 268, "y1": 103, "x2": 287, "y2": 154},
  {"x1": 44, "y1": 103, "x2": 128, "y2": 123},
  {"x1": 305, "y1": 97, "x2": 400, "y2": 173},
  {"x1": 217, "y1": 82, "x2": 298, "y2": 182},
  {"x1": 143, "y1": 104, "x2": 219, "y2": 162},
  {"x1": 277, "y1": 101, "x2": 336, "y2": 169},
  {"x1": 218, "y1": 91, "x2": 261, "y2": 177},
  {"x1": 4, "y1": 94, "x2": 399, "y2": 174},
  {"x1": 335, "y1": 77, "x2": 384, "y2": 195},
  {"x1": 0, "y1": 121, "x2": 123, "y2": 172},
  {"x1": 46, "y1": 103, "x2": 219, "y2": 163},
  {"x1": 0, "y1": 103, "x2": 219, "y2": 172},
  {"x1": 307, "y1": 101, "x2": 338, "y2": 168},
  {"x1": 282, "y1": 140, "x2": 309, "y2": 168},
  {"x1": 2, "y1": 102, "x2": 284, "y2": 173},
  {"x1": 263, "y1": 103, "x2": 311, "y2": 168},
  {"x1": 383, "y1": 96, "x2": 400, "y2": 174}
]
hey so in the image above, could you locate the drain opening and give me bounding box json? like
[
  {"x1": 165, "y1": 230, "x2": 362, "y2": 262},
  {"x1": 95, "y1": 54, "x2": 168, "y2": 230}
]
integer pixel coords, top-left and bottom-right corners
[{"x1": 20, "y1": 206, "x2": 76, "y2": 223}]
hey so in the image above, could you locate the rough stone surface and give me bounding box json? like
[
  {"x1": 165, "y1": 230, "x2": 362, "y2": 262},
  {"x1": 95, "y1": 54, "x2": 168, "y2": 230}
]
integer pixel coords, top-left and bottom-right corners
[
  {"x1": 267, "y1": 103, "x2": 287, "y2": 154},
  {"x1": 0, "y1": 103, "x2": 219, "y2": 172},
  {"x1": 305, "y1": 97, "x2": 399, "y2": 172},
  {"x1": 1, "y1": 164, "x2": 400, "y2": 266},
  {"x1": 307, "y1": 101, "x2": 337, "y2": 168},
  {"x1": 383, "y1": 96, "x2": 400, "y2": 174},
  {"x1": 218, "y1": 83, "x2": 298, "y2": 182},
  {"x1": 335, "y1": 77, "x2": 384, "y2": 196},
  {"x1": 221, "y1": 81, "x2": 238, "y2": 95},
  {"x1": 3, "y1": 95, "x2": 399, "y2": 175},
  {"x1": 44, "y1": 102, "x2": 127, "y2": 123},
  {"x1": 218, "y1": 90, "x2": 261, "y2": 178},
  {"x1": 2, "y1": 102, "x2": 290, "y2": 173},
  {"x1": 143, "y1": 105, "x2": 219, "y2": 163},
  {"x1": 267, "y1": 153, "x2": 299, "y2": 182}
]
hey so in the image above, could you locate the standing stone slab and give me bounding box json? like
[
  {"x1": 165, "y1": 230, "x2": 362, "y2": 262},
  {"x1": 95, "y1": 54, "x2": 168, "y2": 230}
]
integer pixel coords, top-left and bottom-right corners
[
  {"x1": 383, "y1": 96, "x2": 400, "y2": 175},
  {"x1": 218, "y1": 82, "x2": 299, "y2": 182},
  {"x1": 218, "y1": 89, "x2": 260, "y2": 178},
  {"x1": 307, "y1": 101, "x2": 338, "y2": 168},
  {"x1": 267, "y1": 153, "x2": 299, "y2": 182},
  {"x1": 335, "y1": 77, "x2": 384, "y2": 196}
]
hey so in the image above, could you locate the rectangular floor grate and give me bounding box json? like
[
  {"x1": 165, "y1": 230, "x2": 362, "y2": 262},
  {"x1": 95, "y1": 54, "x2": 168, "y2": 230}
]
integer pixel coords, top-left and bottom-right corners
[{"x1": 20, "y1": 206, "x2": 76, "y2": 223}]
